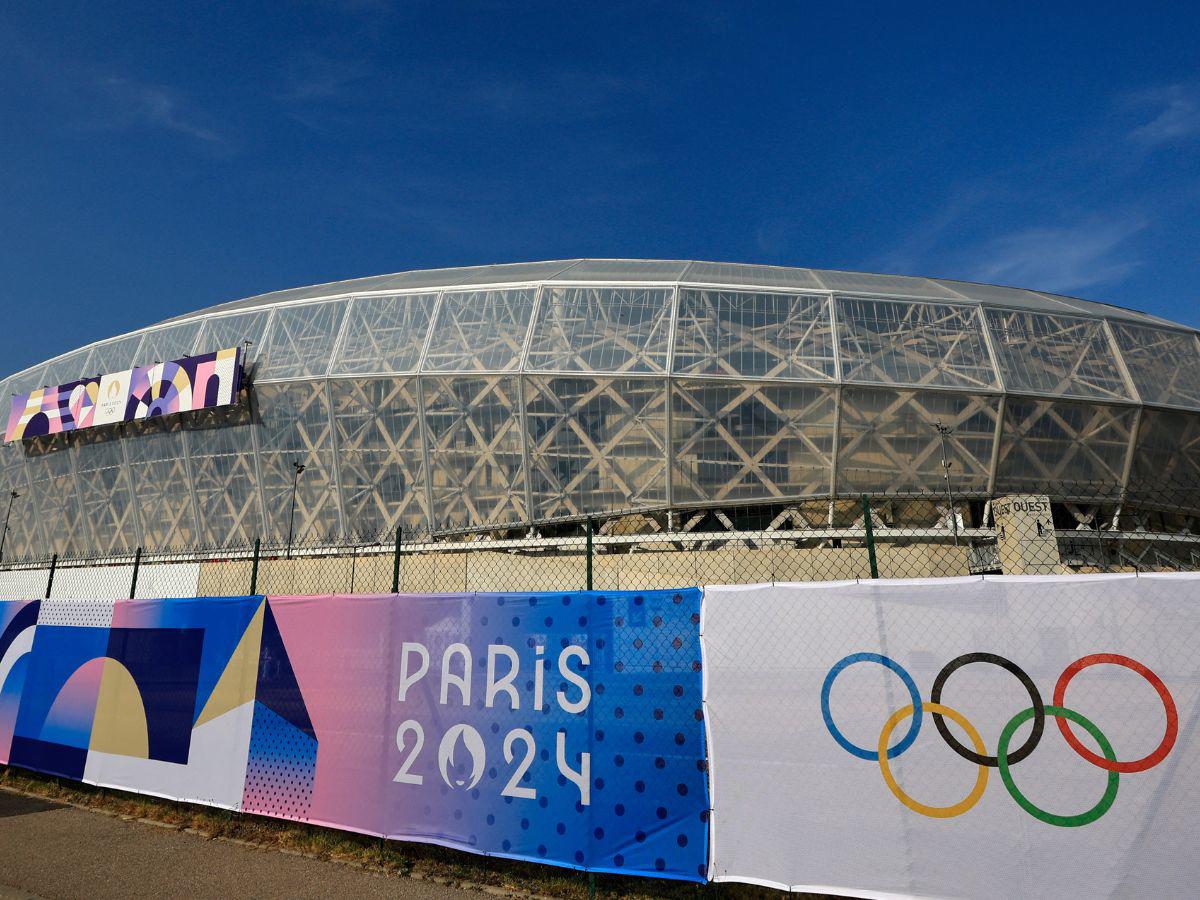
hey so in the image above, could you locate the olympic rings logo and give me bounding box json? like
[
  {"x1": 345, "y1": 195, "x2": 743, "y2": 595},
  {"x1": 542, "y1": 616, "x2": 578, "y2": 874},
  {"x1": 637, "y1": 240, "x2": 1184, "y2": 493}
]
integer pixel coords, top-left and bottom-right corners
[{"x1": 821, "y1": 651, "x2": 1178, "y2": 826}]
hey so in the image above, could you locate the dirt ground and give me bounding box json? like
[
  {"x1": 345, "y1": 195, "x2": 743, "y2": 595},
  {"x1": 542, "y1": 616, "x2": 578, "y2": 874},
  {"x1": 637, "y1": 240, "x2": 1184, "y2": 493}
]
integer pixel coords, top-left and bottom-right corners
[{"x1": 0, "y1": 789, "x2": 481, "y2": 900}]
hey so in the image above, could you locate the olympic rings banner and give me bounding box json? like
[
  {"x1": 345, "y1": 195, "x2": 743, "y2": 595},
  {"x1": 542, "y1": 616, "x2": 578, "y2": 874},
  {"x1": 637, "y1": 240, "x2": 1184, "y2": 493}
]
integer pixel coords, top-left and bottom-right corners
[{"x1": 702, "y1": 575, "x2": 1200, "y2": 898}]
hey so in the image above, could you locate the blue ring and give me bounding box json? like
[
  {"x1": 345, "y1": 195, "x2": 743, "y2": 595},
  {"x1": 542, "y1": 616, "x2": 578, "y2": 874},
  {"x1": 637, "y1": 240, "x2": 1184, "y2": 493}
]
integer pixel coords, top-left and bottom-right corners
[{"x1": 821, "y1": 652, "x2": 922, "y2": 760}]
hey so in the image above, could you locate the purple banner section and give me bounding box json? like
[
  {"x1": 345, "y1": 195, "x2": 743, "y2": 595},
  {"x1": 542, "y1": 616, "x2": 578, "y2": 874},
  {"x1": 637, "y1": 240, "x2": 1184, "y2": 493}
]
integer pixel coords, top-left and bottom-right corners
[
  {"x1": 261, "y1": 590, "x2": 709, "y2": 880},
  {"x1": 5, "y1": 346, "x2": 241, "y2": 442}
]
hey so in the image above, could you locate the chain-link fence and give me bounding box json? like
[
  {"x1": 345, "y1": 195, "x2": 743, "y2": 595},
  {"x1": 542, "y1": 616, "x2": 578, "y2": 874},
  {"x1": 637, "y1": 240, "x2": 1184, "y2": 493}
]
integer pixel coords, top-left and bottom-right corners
[{"x1": 2, "y1": 476, "x2": 1198, "y2": 599}]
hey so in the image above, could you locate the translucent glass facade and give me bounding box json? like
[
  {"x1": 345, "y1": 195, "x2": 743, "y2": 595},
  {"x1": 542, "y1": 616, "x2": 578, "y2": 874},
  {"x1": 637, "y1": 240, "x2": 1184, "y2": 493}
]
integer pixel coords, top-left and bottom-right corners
[{"x1": 2, "y1": 260, "x2": 1198, "y2": 556}]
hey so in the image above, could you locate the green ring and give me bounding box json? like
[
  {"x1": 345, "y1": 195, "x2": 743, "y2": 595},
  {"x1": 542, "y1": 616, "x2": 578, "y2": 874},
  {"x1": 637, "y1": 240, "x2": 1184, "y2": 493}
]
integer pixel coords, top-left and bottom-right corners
[{"x1": 998, "y1": 705, "x2": 1119, "y2": 827}]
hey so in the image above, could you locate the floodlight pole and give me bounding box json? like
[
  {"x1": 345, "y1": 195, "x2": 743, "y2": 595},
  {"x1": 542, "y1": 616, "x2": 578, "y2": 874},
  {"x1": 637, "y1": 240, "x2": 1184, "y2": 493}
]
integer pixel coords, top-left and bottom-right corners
[
  {"x1": 933, "y1": 420, "x2": 960, "y2": 547},
  {"x1": 286, "y1": 461, "x2": 306, "y2": 560},
  {"x1": 0, "y1": 490, "x2": 18, "y2": 564}
]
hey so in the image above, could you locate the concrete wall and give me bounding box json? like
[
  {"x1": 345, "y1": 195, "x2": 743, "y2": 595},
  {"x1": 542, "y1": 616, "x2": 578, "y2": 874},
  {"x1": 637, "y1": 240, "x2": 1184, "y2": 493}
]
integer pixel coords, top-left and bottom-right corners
[{"x1": 186, "y1": 542, "x2": 975, "y2": 597}]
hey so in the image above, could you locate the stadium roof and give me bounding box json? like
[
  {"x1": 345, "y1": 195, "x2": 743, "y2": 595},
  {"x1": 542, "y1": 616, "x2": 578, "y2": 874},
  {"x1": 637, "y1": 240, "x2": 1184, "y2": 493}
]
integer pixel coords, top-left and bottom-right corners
[{"x1": 159, "y1": 259, "x2": 1190, "y2": 331}]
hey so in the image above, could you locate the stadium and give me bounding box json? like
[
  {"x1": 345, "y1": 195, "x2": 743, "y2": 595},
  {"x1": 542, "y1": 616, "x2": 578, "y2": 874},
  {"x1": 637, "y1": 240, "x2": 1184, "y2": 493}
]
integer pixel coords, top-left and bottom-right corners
[{"x1": 1, "y1": 259, "x2": 1199, "y2": 577}]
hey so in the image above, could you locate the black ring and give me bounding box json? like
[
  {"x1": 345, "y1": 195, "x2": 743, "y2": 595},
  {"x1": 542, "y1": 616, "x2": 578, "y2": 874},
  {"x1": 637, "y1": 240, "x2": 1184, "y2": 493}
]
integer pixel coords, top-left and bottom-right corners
[{"x1": 931, "y1": 652, "x2": 1045, "y2": 767}]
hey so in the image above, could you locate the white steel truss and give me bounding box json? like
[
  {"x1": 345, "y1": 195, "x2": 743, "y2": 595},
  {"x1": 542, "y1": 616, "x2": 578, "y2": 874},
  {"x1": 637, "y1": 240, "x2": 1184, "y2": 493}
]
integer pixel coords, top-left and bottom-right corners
[
  {"x1": 420, "y1": 375, "x2": 527, "y2": 527},
  {"x1": 525, "y1": 375, "x2": 668, "y2": 519},
  {"x1": 984, "y1": 308, "x2": 1131, "y2": 401},
  {"x1": 995, "y1": 398, "x2": 1137, "y2": 492},
  {"x1": 672, "y1": 380, "x2": 836, "y2": 503},
  {"x1": 526, "y1": 286, "x2": 674, "y2": 374},
  {"x1": 331, "y1": 377, "x2": 428, "y2": 538},
  {"x1": 672, "y1": 288, "x2": 836, "y2": 380},
  {"x1": 836, "y1": 298, "x2": 1000, "y2": 390}
]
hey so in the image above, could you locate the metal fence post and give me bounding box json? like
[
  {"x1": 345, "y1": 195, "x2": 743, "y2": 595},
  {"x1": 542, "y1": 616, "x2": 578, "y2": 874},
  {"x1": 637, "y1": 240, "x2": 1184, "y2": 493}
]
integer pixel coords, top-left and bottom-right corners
[
  {"x1": 129, "y1": 546, "x2": 142, "y2": 599},
  {"x1": 586, "y1": 518, "x2": 594, "y2": 591},
  {"x1": 392, "y1": 525, "x2": 403, "y2": 594},
  {"x1": 250, "y1": 537, "x2": 261, "y2": 595},
  {"x1": 862, "y1": 495, "x2": 879, "y2": 579},
  {"x1": 45, "y1": 553, "x2": 58, "y2": 599}
]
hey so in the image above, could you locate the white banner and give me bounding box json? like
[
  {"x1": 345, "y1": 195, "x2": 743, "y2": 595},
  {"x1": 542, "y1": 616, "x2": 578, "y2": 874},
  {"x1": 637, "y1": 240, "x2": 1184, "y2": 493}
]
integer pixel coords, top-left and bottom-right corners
[
  {"x1": 0, "y1": 569, "x2": 48, "y2": 600},
  {"x1": 0, "y1": 562, "x2": 201, "y2": 601},
  {"x1": 703, "y1": 575, "x2": 1200, "y2": 899}
]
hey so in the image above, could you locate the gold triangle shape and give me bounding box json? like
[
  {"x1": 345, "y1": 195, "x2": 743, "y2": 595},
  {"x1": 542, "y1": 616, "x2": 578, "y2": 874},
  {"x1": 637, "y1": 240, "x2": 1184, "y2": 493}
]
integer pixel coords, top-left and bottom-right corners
[{"x1": 194, "y1": 600, "x2": 265, "y2": 729}]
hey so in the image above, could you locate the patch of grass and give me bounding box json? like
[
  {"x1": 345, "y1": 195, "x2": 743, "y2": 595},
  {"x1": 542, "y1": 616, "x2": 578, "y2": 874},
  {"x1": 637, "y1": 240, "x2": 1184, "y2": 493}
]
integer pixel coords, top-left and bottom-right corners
[{"x1": 0, "y1": 766, "x2": 833, "y2": 899}]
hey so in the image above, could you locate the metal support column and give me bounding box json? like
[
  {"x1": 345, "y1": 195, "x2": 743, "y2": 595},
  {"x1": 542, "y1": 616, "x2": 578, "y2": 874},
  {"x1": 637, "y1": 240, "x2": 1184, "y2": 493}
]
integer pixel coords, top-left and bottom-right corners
[
  {"x1": 392, "y1": 525, "x2": 403, "y2": 594},
  {"x1": 129, "y1": 546, "x2": 142, "y2": 599},
  {"x1": 862, "y1": 495, "x2": 879, "y2": 579},
  {"x1": 586, "y1": 518, "x2": 594, "y2": 591},
  {"x1": 45, "y1": 553, "x2": 58, "y2": 599},
  {"x1": 250, "y1": 537, "x2": 261, "y2": 595}
]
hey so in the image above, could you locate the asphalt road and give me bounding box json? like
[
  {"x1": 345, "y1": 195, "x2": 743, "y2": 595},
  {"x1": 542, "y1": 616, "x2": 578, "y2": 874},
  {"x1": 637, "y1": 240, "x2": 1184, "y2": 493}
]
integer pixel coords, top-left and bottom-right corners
[{"x1": 0, "y1": 789, "x2": 479, "y2": 900}]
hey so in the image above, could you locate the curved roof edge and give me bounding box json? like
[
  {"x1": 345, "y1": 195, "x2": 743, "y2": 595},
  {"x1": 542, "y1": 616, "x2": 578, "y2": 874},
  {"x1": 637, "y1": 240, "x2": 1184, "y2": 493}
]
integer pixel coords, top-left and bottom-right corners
[
  {"x1": 156, "y1": 258, "x2": 1192, "y2": 331},
  {"x1": 5, "y1": 259, "x2": 1196, "y2": 392}
]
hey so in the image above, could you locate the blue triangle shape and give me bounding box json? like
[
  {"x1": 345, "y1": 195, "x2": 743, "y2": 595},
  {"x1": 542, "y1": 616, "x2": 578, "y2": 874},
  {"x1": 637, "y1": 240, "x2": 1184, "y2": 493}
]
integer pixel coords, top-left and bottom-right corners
[{"x1": 254, "y1": 601, "x2": 315, "y2": 740}]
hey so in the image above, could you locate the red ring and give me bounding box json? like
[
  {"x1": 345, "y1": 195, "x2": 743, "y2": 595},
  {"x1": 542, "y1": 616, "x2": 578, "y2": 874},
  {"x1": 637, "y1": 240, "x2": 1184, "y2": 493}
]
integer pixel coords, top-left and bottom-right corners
[{"x1": 1053, "y1": 653, "x2": 1177, "y2": 773}]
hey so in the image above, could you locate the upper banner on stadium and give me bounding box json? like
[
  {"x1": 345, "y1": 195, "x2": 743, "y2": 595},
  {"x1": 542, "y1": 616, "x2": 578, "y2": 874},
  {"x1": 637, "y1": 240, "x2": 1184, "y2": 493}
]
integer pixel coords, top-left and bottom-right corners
[{"x1": 5, "y1": 346, "x2": 242, "y2": 442}]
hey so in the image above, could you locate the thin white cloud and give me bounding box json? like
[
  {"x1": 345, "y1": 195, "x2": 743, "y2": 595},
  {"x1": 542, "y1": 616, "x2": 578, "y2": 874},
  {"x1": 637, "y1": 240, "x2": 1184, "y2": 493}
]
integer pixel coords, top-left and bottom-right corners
[
  {"x1": 98, "y1": 77, "x2": 226, "y2": 147},
  {"x1": 0, "y1": 23, "x2": 229, "y2": 153},
  {"x1": 279, "y1": 52, "x2": 371, "y2": 102},
  {"x1": 1127, "y1": 83, "x2": 1200, "y2": 147},
  {"x1": 873, "y1": 185, "x2": 996, "y2": 275},
  {"x1": 970, "y1": 218, "x2": 1146, "y2": 294},
  {"x1": 867, "y1": 82, "x2": 1198, "y2": 299}
]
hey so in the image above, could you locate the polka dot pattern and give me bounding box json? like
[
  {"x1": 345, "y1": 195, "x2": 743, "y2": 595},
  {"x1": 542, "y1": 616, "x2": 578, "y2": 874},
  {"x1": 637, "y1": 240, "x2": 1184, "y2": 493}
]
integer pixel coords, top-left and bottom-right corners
[
  {"x1": 387, "y1": 589, "x2": 709, "y2": 881},
  {"x1": 37, "y1": 599, "x2": 115, "y2": 628},
  {"x1": 241, "y1": 702, "x2": 317, "y2": 820},
  {"x1": 238, "y1": 590, "x2": 708, "y2": 884}
]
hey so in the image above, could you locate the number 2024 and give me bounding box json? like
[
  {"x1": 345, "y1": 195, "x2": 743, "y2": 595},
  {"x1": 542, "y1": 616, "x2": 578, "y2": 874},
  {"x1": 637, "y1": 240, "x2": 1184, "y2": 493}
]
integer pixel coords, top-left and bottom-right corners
[{"x1": 394, "y1": 720, "x2": 591, "y2": 806}]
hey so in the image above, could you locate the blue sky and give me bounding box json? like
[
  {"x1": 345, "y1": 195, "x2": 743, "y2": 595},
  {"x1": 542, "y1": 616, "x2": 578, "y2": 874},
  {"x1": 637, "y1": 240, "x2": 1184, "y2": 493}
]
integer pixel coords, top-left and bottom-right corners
[{"x1": 1, "y1": 1, "x2": 1198, "y2": 374}]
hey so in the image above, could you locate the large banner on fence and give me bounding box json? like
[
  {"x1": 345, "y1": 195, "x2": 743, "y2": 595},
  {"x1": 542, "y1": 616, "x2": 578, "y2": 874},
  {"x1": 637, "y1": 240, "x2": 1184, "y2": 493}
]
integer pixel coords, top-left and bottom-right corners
[
  {"x1": 703, "y1": 574, "x2": 1200, "y2": 898},
  {"x1": 0, "y1": 590, "x2": 709, "y2": 881}
]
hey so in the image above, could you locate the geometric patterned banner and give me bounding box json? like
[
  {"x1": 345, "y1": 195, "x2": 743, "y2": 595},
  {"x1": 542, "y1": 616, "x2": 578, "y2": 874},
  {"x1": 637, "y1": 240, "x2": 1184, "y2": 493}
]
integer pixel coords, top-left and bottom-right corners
[
  {"x1": 5, "y1": 346, "x2": 241, "y2": 442},
  {"x1": 0, "y1": 589, "x2": 709, "y2": 882}
]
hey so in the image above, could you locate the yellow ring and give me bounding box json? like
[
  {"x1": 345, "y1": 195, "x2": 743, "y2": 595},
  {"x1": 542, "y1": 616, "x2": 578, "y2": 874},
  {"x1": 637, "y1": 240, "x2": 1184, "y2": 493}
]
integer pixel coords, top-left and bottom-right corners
[{"x1": 878, "y1": 701, "x2": 989, "y2": 818}]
